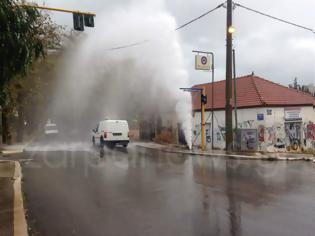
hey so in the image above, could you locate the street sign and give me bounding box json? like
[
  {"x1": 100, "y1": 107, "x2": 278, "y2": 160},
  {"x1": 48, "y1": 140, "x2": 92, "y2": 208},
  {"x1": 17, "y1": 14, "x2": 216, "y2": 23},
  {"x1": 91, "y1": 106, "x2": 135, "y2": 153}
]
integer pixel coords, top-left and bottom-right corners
[
  {"x1": 284, "y1": 107, "x2": 302, "y2": 121},
  {"x1": 195, "y1": 55, "x2": 211, "y2": 70}
]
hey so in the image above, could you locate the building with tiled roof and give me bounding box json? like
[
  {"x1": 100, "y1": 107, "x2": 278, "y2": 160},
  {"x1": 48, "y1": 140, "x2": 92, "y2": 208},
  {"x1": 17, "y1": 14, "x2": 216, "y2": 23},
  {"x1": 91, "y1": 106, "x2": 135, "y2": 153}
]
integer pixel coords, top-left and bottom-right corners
[
  {"x1": 192, "y1": 75, "x2": 315, "y2": 111},
  {"x1": 191, "y1": 75, "x2": 315, "y2": 151}
]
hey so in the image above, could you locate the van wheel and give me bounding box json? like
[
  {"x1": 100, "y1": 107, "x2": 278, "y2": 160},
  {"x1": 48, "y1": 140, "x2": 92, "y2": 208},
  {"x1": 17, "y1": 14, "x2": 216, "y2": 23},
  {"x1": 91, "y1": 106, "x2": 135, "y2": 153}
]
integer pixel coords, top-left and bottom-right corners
[
  {"x1": 100, "y1": 137, "x2": 105, "y2": 148},
  {"x1": 123, "y1": 144, "x2": 128, "y2": 148},
  {"x1": 100, "y1": 147, "x2": 105, "y2": 157},
  {"x1": 92, "y1": 137, "x2": 95, "y2": 146}
]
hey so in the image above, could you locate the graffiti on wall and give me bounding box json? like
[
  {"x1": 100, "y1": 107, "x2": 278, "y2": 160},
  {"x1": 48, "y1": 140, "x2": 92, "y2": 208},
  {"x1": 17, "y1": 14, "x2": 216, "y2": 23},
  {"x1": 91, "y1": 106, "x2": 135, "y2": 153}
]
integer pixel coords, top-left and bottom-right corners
[
  {"x1": 196, "y1": 116, "x2": 315, "y2": 151},
  {"x1": 258, "y1": 125, "x2": 265, "y2": 142},
  {"x1": 305, "y1": 122, "x2": 315, "y2": 149},
  {"x1": 306, "y1": 123, "x2": 315, "y2": 140},
  {"x1": 265, "y1": 123, "x2": 286, "y2": 149},
  {"x1": 238, "y1": 120, "x2": 255, "y2": 129},
  {"x1": 266, "y1": 127, "x2": 276, "y2": 144},
  {"x1": 284, "y1": 122, "x2": 302, "y2": 146}
]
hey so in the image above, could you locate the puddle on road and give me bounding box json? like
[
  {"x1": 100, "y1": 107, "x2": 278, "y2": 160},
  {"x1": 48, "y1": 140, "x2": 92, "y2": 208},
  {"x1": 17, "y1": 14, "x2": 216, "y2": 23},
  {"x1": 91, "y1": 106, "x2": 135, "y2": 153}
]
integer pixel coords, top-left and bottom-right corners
[{"x1": 24, "y1": 142, "x2": 92, "y2": 152}]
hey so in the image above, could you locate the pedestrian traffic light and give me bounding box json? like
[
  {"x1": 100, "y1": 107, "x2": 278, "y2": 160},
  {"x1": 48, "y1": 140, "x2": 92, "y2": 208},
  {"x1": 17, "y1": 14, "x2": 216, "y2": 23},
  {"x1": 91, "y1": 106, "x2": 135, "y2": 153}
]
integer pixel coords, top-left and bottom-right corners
[
  {"x1": 73, "y1": 13, "x2": 84, "y2": 31},
  {"x1": 201, "y1": 94, "x2": 207, "y2": 104},
  {"x1": 84, "y1": 14, "x2": 95, "y2": 27}
]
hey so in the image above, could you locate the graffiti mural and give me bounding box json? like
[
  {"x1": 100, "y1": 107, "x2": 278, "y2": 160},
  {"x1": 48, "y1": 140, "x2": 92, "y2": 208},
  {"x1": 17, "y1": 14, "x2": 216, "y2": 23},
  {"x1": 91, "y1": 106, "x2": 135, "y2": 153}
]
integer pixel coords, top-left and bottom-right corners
[
  {"x1": 238, "y1": 120, "x2": 255, "y2": 129},
  {"x1": 305, "y1": 122, "x2": 315, "y2": 149},
  {"x1": 265, "y1": 123, "x2": 286, "y2": 150},
  {"x1": 306, "y1": 123, "x2": 315, "y2": 140},
  {"x1": 258, "y1": 125, "x2": 265, "y2": 142},
  {"x1": 285, "y1": 122, "x2": 302, "y2": 150},
  {"x1": 266, "y1": 127, "x2": 276, "y2": 144}
]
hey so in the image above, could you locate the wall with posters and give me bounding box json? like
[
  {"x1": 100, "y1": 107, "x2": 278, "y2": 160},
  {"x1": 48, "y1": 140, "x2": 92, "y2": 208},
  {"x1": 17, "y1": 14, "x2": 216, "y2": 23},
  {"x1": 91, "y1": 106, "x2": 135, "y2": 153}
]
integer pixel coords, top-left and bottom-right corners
[{"x1": 192, "y1": 105, "x2": 315, "y2": 151}]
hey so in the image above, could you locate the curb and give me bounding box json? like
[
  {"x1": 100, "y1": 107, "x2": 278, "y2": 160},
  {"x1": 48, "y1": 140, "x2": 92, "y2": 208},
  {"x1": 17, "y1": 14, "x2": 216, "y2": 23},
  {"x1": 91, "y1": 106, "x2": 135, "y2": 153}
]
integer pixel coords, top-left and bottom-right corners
[
  {"x1": 1, "y1": 143, "x2": 29, "y2": 156},
  {"x1": 136, "y1": 144, "x2": 315, "y2": 161},
  {"x1": 13, "y1": 166, "x2": 28, "y2": 236},
  {"x1": 1, "y1": 150, "x2": 24, "y2": 155},
  {"x1": 136, "y1": 144, "x2": 259, "y2": 160},
  {"x1": 0, "y1": 161, "x2": 28, "y2": 236}
]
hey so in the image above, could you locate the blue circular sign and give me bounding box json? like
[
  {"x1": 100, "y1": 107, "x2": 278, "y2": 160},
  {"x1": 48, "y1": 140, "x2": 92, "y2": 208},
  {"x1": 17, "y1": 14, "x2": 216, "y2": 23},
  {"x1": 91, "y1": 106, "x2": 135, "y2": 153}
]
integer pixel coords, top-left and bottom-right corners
[{"x1": 201, "y1": 56, "x2": 207, "y2": 65}]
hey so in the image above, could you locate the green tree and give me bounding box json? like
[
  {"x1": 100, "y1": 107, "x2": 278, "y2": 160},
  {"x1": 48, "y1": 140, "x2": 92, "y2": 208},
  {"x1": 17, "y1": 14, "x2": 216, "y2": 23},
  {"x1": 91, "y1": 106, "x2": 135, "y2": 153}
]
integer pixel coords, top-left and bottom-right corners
[{"x1": 0, "y1": 0, "x2": 64, "y2": 143}]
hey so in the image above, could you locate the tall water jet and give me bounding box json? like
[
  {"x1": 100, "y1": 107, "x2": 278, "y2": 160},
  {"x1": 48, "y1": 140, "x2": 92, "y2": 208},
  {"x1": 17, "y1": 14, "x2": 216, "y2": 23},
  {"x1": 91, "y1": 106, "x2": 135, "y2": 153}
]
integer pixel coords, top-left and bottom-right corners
[{"x1": 51, "y1": 0, "x2": 192, "y2": 148}]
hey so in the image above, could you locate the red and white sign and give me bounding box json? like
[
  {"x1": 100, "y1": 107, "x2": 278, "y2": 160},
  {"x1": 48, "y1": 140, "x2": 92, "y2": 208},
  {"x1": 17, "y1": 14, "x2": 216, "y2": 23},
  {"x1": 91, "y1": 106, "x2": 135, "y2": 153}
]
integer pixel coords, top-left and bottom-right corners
[
  {"x1": 284, "y1": 107, "x2": 301, "y2": 121},
  {"x1": 195, "y1": 55, "x2": 211, "y2": 71}
]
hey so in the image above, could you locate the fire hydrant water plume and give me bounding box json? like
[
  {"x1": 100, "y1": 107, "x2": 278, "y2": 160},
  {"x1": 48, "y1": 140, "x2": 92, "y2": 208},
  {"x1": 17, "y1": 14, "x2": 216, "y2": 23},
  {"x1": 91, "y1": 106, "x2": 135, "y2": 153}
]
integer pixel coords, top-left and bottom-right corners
[{"x1": 50, "y1": 1, "x2": 192, "y2": 148}]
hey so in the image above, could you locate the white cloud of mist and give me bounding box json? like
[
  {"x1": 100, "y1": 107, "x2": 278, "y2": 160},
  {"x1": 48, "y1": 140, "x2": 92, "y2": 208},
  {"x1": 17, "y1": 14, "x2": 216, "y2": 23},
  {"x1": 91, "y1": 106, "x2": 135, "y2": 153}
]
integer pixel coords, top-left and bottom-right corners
[
  {"x1": 50, "y1": 0, "x2": 192, "y2": 146},
  {"x1": 34, "y1": 0, "x2": 315, "y2": 87}
]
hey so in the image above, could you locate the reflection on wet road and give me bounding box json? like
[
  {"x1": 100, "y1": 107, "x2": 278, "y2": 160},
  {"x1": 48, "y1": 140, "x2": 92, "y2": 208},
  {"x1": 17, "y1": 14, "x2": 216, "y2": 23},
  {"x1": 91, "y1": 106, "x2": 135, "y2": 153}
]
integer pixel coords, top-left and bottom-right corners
[{"x1": 19, "y1": 143, "x2": 315, "y2": 236}]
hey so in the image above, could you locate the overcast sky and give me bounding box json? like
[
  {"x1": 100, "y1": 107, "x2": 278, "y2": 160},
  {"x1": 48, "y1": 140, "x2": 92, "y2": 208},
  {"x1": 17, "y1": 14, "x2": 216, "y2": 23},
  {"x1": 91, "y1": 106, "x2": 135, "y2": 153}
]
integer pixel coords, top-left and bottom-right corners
[{"x1": 33, "y1": 0, "x2": 315, "y2": 86}]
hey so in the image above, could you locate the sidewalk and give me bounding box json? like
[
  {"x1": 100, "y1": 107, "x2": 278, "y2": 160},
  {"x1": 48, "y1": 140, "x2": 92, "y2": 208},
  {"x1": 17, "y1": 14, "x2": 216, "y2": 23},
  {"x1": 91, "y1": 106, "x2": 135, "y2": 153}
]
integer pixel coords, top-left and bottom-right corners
[
  {"x1": 135, "y1": 142, "x2": 315, "y2": 161},
  {"x1": 0, "y1": 161, "x2": 28, "y2": 236},
  {"x1": 1, "y1": 143, "x2": 28, "y2": 155}
]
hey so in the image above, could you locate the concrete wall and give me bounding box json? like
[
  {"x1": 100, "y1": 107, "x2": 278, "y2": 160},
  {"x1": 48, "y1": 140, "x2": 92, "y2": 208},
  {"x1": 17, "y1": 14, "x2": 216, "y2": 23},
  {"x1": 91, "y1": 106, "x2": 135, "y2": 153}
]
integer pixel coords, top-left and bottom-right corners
[{"x1": 192, "y1": 106, "x2": 315, "y2": 151}]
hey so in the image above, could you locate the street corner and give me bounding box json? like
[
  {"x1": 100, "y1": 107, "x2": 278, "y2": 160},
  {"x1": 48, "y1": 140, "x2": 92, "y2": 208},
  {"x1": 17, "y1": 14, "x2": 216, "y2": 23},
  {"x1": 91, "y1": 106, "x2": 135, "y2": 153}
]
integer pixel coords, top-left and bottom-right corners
[
  {"x1": 1, "y1": 144, "x2": 28, "y2": 156},
  {"x1": 0, "y1": 161, "x2": 27, "y2": 236},
  {"x1": 0, "y1": 161, "x2": 17, "y2": 179}
]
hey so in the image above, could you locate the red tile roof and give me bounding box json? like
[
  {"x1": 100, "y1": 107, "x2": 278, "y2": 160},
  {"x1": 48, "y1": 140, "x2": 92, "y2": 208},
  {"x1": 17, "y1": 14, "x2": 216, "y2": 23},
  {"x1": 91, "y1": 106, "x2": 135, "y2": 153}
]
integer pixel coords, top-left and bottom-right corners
[{"x1": 192, "y1": 75, "x2": 315, "y2": 111}]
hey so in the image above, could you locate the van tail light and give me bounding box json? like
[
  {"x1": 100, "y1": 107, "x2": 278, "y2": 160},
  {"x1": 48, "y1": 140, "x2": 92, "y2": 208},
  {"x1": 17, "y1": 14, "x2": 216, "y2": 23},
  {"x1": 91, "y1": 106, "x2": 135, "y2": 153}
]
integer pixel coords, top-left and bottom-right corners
[{"x1": 104, "y1": 132, "x2": 107, "y2": 139}]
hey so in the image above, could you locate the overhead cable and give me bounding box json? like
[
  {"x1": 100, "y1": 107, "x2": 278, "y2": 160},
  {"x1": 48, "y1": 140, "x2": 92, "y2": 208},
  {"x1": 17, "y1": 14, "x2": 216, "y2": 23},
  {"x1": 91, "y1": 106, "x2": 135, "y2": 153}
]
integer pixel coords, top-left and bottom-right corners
[
  {"x1": 234, "y1": 2, "x2": 315, "y2": 34},
  {"x1": 107, "y1": 3, "x2": 225, "y2": 51}
]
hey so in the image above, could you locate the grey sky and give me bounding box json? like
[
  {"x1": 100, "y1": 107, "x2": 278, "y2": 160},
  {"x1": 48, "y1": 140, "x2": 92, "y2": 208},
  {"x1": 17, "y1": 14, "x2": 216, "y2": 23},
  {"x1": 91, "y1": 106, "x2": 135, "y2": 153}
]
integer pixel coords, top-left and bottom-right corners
[{"x1": 34, "y1": 0, "x2": 315, "y2": 86}]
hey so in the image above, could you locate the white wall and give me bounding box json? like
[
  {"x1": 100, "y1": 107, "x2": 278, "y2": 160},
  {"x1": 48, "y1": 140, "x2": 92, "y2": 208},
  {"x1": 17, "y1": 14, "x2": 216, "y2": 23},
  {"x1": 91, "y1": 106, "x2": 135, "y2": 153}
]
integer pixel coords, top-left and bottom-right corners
[{"x1": 192, "y1": 106, "x2": 315, "y2": 151}]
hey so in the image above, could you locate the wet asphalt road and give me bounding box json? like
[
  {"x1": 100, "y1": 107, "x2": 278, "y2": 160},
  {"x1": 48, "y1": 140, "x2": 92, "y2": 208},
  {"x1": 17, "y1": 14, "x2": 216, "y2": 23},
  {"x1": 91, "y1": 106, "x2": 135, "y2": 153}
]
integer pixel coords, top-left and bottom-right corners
[{"x1": 16, "y1": 143, "x2": 315, "y2": 236}]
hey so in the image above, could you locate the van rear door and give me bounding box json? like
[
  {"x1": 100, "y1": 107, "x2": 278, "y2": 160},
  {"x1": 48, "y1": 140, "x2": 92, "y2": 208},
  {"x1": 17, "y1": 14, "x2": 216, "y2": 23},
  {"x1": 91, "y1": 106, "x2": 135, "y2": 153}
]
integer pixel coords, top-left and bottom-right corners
[{"x1": 105, "y1": 120, "x2": 129, "y2": 141}]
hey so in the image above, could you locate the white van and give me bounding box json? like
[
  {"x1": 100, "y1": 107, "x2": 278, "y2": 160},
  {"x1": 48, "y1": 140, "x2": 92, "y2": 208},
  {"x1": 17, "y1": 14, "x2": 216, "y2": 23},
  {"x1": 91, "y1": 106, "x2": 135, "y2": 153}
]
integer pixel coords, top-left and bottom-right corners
[
  {"x1": 44, "y1": 123, "x2": 59, "y2": 135},
  {"x1": 92, "y1": 120, "x2": 129, "y2": 148}
]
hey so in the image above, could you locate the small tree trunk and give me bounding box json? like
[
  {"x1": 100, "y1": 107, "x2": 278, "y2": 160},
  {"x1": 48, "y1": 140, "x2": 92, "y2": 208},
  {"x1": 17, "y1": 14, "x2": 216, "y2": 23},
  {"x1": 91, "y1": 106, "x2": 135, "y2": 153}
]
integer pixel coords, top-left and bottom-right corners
[
  {"x1": 16, "y1": 94, "x2": 24, "y2": 143},
  {"x1": 16, "y1": 110, "x2": 24, "y2": 142},
  {"x1": 2, "y1": 108, "x2": 10, "y2": 144}
]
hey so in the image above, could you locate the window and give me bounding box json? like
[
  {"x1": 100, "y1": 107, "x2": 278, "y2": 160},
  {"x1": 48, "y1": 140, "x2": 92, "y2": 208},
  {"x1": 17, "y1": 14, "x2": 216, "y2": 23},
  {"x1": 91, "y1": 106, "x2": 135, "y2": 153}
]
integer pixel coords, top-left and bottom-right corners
[{"x1": 267, "y1": 109, "x2": 272, "y2": 115}]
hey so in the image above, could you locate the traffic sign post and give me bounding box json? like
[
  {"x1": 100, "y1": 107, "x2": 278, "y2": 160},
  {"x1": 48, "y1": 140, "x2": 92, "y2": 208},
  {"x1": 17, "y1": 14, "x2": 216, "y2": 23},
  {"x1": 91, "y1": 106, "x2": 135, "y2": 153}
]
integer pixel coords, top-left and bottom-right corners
[{"x1": 192, "y1": 50, "x2": 215, "y2": 150}]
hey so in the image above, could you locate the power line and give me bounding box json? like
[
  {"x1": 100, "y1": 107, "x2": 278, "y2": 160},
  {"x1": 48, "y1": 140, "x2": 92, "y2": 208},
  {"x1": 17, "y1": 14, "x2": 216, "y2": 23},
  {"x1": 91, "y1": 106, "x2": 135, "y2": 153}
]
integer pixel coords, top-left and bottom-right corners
[
  {"x1": 107, "y1": 3, "x2": 224, "y2": 51},
  {"x1": 234, "y1": 2, "x2": 315, "y2": 34},
  {"x1": 175, "y1": 3, "x2": 224, "y2": 31},
  {"x1": 108, "y1": 40, "x2": 150, "y2": 50}
]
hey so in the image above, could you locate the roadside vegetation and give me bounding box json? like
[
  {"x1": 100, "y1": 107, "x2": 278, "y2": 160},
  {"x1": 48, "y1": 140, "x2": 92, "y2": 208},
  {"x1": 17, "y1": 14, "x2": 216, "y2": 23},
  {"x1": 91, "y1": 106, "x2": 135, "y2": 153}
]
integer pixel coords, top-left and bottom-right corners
[{"x1": 0, "y1": 0, "x2": 66, "y2": 144}]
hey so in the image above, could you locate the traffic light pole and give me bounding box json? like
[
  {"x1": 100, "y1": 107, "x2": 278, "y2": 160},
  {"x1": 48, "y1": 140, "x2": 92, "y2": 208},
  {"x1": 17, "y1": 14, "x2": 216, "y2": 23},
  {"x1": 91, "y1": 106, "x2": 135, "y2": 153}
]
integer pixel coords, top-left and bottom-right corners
[
  {"x1": 18, "y1": 3, "x2": 96, "y2": 31},
  {"x1": 180, "y1": 87, "x2": 205, "y2": 150},
  {"x1": 192, "y1": 50, "x2": 215, "y2": 150},
  {"x1": 225, "y1": 0, "x2": 233, "y2": 151},
  {"x1": 201, "y1": 88, "x2": 206, "y2": 151},
  {"x1": 18, "y1": 4, "x2": 96, "y2": 16}
]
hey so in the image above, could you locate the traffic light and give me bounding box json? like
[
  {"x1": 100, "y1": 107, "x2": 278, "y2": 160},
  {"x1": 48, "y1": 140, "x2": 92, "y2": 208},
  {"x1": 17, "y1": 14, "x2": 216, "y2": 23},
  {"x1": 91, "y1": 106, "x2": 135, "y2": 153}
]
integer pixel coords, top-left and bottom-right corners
[
  {"x1": 84, "y1": 14, "x2": 95, "y2": 27},
  {"x1": 73, "y1": 13, "x2": 84, "y2": 31},
  {"x1": 201, "y1": 94, "x2": 207, "y2": 104}
]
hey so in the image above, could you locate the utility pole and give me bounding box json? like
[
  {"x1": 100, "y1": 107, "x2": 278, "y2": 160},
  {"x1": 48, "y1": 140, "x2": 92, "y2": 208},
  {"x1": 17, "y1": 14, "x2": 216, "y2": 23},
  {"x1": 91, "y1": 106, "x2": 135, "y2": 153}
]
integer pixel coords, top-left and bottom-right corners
[
  {"x1": 211, "y1": 55, "x2": 214, "y2": 150},
  {"x1": 225, "y1": 0, "x2": 234, "y2": 151},
  {"x1": 233, "y1": 49, "x2": 238, "y2": 131}
]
